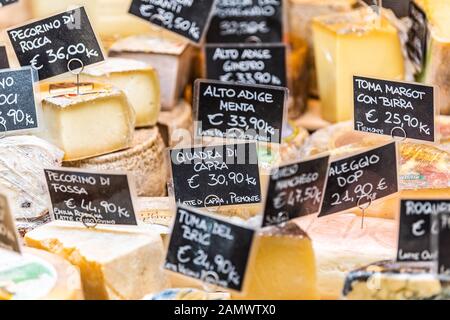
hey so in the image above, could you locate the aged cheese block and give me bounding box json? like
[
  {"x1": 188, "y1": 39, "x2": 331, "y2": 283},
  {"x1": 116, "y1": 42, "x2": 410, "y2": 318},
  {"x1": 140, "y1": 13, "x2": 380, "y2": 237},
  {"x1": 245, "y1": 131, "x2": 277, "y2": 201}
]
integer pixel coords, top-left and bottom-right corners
[
  {"x1": 66, "y1": 127, "x2": 167, "y2": 197},
  {"x1": 38, "y1": 82, "x2": 135, "y2": 161},
  {"x1": 24, "y1": 222, "x2": 169, "y2": 300},
  {"x1": 343, "y1": 261, "x2": 450, "y2": 300},
  {"x1": 312, "y1": 8, "x2": 405, "y2": 122},
  {"x1": 158, "y1": 99, "x2": 193, "y2": 147},
  {"x1": 137, "y1": 197, "x2": 173, "y2": 227},
  {"x1": 299, "y1": 121, "x2": 450, "y2": 219},
  {"x1": 234, "y1": 222, "x2": 319, "y2": 300},
  {"x1": 296, "y1": 214, "x2": 397, "y2": 300},
  {"x1": 288, "y1": 0, "x2": 357, "y2": 96},
  {"x1": 0, "y1": 248, "x2": 83, "y2": 300},
  {"x1": 144, "y1": 288, "x2": 230, "y2": 301},
  {"x1": 109, "y1": 36, "x2": 194, "y2": 110},
  {"x1": 82, "y1": 58, "x2": 161, "y2": 127},
  {"x1": 0, "y1": 136, "x2": 63, "y2": 220}
]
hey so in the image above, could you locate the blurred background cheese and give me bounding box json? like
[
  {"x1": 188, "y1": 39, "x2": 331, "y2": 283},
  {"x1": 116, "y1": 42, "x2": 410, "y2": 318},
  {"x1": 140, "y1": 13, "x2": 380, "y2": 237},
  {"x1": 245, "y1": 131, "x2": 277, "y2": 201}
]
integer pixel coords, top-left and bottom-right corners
[
  {"x1": 343, "y1": 261, "x2": 450, "y2": 300},
  {"x1": 0, "y1": 136, "x2": 63, "y2": 221},
  {"x1": 137, "y1": 197, "x2": 173, "y2": 227},
  {"x1": 296, "y1": 214, "x2": 396, "y2": 300},
  {"x1": 300, "y1": 120, "x2": 450, "y2": 219},
  {"x1": 24, "y1": 223, "x2": 169, "y2": 300},
  {"x1": 158, "y1": 99, "x2": 193, "y2": 147},
  {"x1": 288, "y1": 0, "x2": 357, "y2": 97},
  {"x1": 234, "y1": 222, "x2": 318, "y2": 300},
  {"x1": 81, "y1": 58, "x2": 161, "y2": 128},
  {"x1": 0, "y1": 248, "x2": 83, "y2": 300},
  {"x1": 38, "y1": 82, "x2": 135, "y2": 161},
  {"x1": 144, "y1": 288, "x2": 230, "y2": 301},
  {"x1": 415, "y1": 0, "x2": 450, "y2": 115},
  {"x1": 312, "y1": 8, "x2": 405, "y2": 123},
  {"x1": 66, "y1": 127, "x2": 168, "y2": 197},
  {"x1": 109, "y1": 36, "x2": 194, "y2": 110}
]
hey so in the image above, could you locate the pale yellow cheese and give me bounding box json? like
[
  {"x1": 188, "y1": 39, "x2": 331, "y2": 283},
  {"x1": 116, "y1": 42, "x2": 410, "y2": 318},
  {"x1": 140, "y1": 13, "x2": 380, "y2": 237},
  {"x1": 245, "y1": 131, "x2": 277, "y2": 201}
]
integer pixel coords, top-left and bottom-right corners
[
  {"x1": 312, "y1": 8, "x2": 405, "y2": 122},
  {"x1": 82, "y1": 58, "x2": 161, "y2": 127},
  {"x1": 38, "y1": 82, "x2": 135, "y2": 161},
  {"x1": 24, "y1": 222, "x2": 169, "y2": 300}
]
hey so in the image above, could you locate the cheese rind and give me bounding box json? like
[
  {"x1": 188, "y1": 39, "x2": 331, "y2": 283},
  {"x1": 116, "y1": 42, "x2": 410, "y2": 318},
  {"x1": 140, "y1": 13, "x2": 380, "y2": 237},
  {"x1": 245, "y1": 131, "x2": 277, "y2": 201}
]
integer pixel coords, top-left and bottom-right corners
[
  {"x1": 158, "y1": 99, "x2": 193, "y2": 147},
  {"x1": 38, "y1": 83, "x2": 135, "y2": 161},
  {"x1": 312, "y1": 8, "x2": 405, "y2": 122},
  {"x1": 234, "y1": 222, "x2": 319, "y2": 300},
  {"x1": 24, "y1": 223, "x2": 169, "y2": 300},
  {"x1": 109, "y1": 36, "x2": 193, "y2": 110},
  {"x1": 0, "y1": 248, "x2": 83, "y2": 300},
  {"x1": 82, "y1": 58, "x2": 161, "y2": 127},
  {"x1": 0, "y1": 136, "x2": 63, "y2": 220},
  {"x1": 66, "y1": 127, "x2": 168, "y2": 197},
  {"x1": 296, "y1": 214, "x2": 397, "y2": 299}
]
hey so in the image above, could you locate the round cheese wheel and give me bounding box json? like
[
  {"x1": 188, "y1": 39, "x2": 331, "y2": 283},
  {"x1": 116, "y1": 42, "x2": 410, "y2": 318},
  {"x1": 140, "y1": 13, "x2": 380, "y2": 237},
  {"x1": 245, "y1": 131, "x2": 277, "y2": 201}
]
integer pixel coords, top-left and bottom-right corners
[
  {"x1": 0, "y1": 248, "x2": 83, "y2": 300},
  {"x1": 158, "y1": 99, "x2": 193, "y2": 147},
  {"x1": 66, "y1": 127, "x2": 167, "y2": 197}
]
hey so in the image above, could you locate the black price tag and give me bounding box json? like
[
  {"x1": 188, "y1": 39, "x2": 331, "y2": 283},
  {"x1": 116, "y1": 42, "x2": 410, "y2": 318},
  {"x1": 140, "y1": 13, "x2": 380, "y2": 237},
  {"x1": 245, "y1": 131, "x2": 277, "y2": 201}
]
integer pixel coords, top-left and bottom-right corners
[
  {"x1": 194, "y1": 80, "x2": 287, "y2": 143},
  {"x1": 0, "y1": 46, "x2": 9, "y2": 69},
  {"x1": 438, "y1": 211, "x2": 450, "y2": 276},
  {"x1": 320, "y1": 142, "x2": 399, "y2": 217},
  {"x1": 0, "y1": 194, "x2": 21, "y2": 254},
  {"x1": 397, "y1": 200, "x2": 449, "y2": 262},
  {"x1": 205, "y1": 43, "x2": 287, "y2": 87},
  {"x1": 353, "y1": 76, "x2": 436, "y2": 143},
  {"x1": 206, "y1": 0, "x2": 283, "y2": 43},
  {"x1": 407, "y1": 1, "x2": 428, "y2": 69},
  {"x1": 0, "y1": 67, "x2": 40, "y2": 135},
  {"x1": 262, "y1": 155, "x2": 330, "y2": 227},
  {"x1": 363, "y1": 0, "x2": 411, "y2": 17},
  {"x1": 7, "y1": 7, "x2": 105, "y2": 81},
  {"x1": 0, "y1": 0, "x2": 18, "y2": 7},
  {"x1": 129, "y1": 0, "x2": 216, "y2": 44},
  {"x1": 165, "y1": 205, "x2": 254, "y2": 291},
  {"x1": 44, "y1": 168, "x2": 138, "y2": 227},
  {"x1": 170, "y1": 143, "x2": 261, "y2": 208}
]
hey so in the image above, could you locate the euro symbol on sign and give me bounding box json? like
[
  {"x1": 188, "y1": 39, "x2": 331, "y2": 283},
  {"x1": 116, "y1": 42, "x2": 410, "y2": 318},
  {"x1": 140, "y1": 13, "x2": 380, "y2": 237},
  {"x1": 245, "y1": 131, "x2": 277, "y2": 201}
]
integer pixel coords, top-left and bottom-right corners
[
  {"x1": 412, "y1": 219, "x2": 426, "y2": 237},
  {"x1": 365, "y1": 109, "x2": 378, "y2": 123},
  {"x1": 208, "y1": 114, "x2": 224, "y2": 126},
  {"x1": 177, "y1": 245, "x2": 191, "y2": 263}
]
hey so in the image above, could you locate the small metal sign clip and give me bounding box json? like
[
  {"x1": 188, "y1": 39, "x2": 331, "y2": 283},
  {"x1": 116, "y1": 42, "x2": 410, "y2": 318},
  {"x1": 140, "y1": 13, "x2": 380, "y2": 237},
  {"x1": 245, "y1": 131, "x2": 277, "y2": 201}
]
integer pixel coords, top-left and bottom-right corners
[
  {"x1": 357, "y1": 196, "x2": 373, "y2": 229},
  {"x1": 204, "y1": 195, "x2": 222, "y2": 213},
  {"x1": 201, "y1": 271, "x2": 220, "y2": 293},
  {"x1": 391, "y1": 126, "x2": 407, "y2": 142},
  {"x1": 67, "y1": 58, "x2": 84, "y2": 96},
  {"x1": 81, "y1": 212, "x2": 98, "y2": 229}
]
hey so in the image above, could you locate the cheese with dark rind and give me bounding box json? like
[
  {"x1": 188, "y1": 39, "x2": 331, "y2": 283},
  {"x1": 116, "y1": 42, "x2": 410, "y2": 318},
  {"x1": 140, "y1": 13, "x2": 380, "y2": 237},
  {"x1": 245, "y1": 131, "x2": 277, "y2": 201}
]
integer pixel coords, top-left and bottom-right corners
[{"x1": 66, "y1": 127, "x2": 168, "y2": 197}]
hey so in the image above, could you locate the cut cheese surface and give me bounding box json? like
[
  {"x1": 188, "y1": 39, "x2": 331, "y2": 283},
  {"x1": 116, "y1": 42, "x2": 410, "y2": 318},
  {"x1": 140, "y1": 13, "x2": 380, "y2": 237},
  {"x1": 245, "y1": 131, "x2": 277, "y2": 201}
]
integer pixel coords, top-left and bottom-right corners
[
  {"x1": 312, "y1": 8, "x2": 405, "y2": 122},
  {"x1": 296, "y1": 214, "x2": 397, "y2": 299},
  {"x1": 66, "y1": 127, "x2": 168, "y2": 197},
  {"x1": 0, "y1": 136, "x2": 63, "y2": 220},
  {"x1": 109, "y1": 36, "x2": 193, "y2": 110},
  {"x1": 0, "y1": 248, "x2": 83, "y2": 300},
  {"x1": 24, "y1": 222, "x2": 169, "y2": 300},
  {"x1": 83, "y1": 58, "x2": 161, "y2": 127},
  {"x1": 38, "y1": 82, "x2": 135, "y2": 161},
  {"x1": 234, "y1": 222, "x2": 318, "y2": 300}
]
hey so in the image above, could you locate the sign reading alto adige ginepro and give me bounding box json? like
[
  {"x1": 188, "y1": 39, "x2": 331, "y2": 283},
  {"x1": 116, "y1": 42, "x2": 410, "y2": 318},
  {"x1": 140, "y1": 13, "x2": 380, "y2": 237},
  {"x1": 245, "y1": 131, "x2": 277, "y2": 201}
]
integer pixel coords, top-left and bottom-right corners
[
  {"x1": 7, "y1": 7, "x2": 105, "y2": 80},
  {"x1": 354, "y1": 76, "x2": 436, "y2": 143},
  {"x1": 206, "y1": 0, "x2": 284, "y2": 43},
  {"x1": 44, "y1": 168, "x2": 138, "y2": 227},
  {"x1": 320, "y1": 142, "x2": 399, "y2": 217},
  {"x1": 129, "y1": 0, "x2": 216, "y2": 44},
  {"x1": 170, "y1": 143, "x2": 261, "y2": 208},
  {"x1": 205, "y1": 43, "x2": 287, "y2": 87},
  {"x1": 194, "y1": 80, "x2": 287, "y2": 143},
  {"x1": 165, "y1": 205, "x2": 254, "y2": 291}
]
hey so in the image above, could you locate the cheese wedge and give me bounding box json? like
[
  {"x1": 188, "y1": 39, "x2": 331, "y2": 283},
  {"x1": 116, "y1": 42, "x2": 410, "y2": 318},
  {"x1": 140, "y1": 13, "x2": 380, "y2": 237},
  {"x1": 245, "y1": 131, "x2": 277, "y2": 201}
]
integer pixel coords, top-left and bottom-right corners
[
  {"x1": 109, "y1": 36, "x2": 194, "y2": 110},
  {"x1": 38, "y1": 82, "x2": 135, "y2": 162},
  {"x1": 234, "y1": 222, "x2": 319, "y2": 300},
  {"x1": 299, "y1": 120, "x2": 450, "y2": 219},
  {"x1": 82, "y1": 58, "x2": 161, "y2": 127},
  {"x1": 0, "y1": 136, "x2": 64, "y2": 221},
  {"x1": 296, "y1": 214, "x2": 397, "y2": 300},
  {"x1": 0, "y1": 248, "x2": 83, "y2": 300},
  {"x1": 343, "y1": 261, "x2": 450, "y2": 300},
  {"x1": 289, "y1": 0, "x2": 357, "y2": 96},
  {"x1": 66, "y1": 127, "x2": 167, "y2": 197},
  {"x1": 24, "y1": 222, "x2": 169, "y2": 300},
  {"x1": 414, "y1": 0, "x2": 450, "y2": 115},
  {"x1": 312, "y1": 8, "x2": 405, "y2": 122}
]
